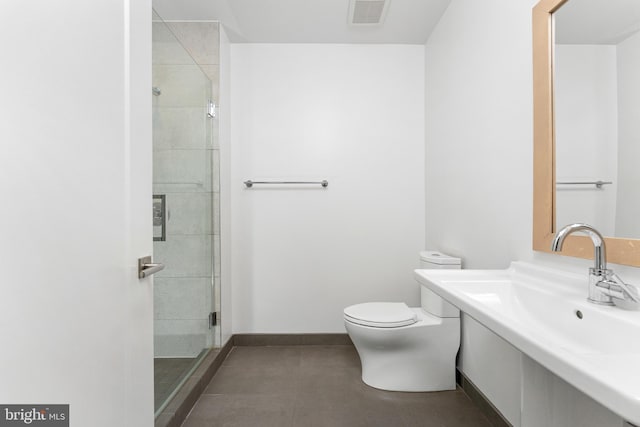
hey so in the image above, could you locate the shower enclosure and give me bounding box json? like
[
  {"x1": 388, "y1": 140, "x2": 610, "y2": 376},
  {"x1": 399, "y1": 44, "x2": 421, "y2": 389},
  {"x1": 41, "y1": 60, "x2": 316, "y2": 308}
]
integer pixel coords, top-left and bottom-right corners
[{"x1": 151, "y1": 10, "x2": 221, "y2": 415}]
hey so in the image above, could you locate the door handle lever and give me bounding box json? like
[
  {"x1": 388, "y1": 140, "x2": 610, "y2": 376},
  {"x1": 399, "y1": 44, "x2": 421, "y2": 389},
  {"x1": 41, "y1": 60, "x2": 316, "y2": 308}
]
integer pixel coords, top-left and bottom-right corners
[{"x1": 138, "y1": 256, "x2": 165, "y2": 279}]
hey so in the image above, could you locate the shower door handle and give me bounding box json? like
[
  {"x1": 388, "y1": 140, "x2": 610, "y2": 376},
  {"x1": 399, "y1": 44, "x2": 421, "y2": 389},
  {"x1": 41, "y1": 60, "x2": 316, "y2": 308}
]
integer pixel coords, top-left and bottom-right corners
[{"x1": 138, "y1": 256, "x2": 165, "y2": 279}]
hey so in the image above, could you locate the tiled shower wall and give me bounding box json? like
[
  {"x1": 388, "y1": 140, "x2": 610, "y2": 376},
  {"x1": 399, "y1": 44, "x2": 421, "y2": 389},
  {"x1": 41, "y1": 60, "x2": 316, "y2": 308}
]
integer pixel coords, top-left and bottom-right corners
[{"x1": 153, "y1": 21, "x2": 220, "y2": 358}]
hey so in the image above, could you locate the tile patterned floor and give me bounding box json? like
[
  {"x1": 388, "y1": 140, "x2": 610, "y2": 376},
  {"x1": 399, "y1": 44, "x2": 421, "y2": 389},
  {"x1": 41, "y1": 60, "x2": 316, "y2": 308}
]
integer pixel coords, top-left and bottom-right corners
[{"x1": 180, "y1": 345, "x2": 494, "y2": 427}]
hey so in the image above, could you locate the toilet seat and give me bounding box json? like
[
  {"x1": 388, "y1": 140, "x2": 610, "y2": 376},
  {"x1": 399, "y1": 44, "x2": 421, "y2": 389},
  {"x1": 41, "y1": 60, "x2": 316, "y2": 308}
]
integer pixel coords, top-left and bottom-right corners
[{"x1": 343, "y1": 302, "x2": 417, "y2": 328}]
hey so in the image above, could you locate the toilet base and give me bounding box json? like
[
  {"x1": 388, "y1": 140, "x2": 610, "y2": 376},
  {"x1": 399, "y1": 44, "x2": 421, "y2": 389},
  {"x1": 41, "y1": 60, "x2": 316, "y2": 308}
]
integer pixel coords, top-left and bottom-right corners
[
  {"x1": 360, "y1": 355, "x2": 457, "y2": 392},
  {"x1": 345, "y1": 309, "x2": 460, "y2": 392}
]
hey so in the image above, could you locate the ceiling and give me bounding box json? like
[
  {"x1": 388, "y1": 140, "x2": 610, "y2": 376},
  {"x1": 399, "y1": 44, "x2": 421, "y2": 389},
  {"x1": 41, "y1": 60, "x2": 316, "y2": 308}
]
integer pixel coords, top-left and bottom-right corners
[
  {"x1": 152, "y1": 0, "x2": 452, "y2": 44},
  {"x1": 555, "y1": 0, "x2": 640, "y2": 44}
]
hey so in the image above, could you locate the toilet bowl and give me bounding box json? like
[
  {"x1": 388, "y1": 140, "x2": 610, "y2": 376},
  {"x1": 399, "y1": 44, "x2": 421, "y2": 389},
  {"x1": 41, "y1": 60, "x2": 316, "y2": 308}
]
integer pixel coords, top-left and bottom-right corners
[{"x1": 343, "y1": 251, "x2": 461, "y2": 392}]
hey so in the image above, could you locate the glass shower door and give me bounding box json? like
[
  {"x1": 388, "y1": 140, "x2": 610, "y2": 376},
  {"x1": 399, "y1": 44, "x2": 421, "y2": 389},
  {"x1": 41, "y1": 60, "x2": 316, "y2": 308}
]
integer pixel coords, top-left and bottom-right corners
[{"x1": 151, "y1": 9, "x2": 218, "y2": 414}]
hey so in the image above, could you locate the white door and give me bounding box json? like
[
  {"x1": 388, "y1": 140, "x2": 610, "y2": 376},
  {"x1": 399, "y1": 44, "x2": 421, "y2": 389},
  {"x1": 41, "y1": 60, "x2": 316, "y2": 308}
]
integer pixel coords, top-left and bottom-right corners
[{"x1": 0, "y1": 1, "x2": 154, "y2": 426}]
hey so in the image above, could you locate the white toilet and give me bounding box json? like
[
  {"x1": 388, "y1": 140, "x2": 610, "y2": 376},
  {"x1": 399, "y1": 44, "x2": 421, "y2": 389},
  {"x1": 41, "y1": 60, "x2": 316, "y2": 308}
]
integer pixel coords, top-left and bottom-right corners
[{"x1": 343, "y1": 251, "x2": 461, "y2": 392}]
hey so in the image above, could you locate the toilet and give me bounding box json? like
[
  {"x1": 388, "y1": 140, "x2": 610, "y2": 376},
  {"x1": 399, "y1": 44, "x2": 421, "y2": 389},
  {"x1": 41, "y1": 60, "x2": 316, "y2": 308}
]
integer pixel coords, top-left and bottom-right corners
[{"x1": 343, "y1": 251, "x2": 461, "y2": 392}]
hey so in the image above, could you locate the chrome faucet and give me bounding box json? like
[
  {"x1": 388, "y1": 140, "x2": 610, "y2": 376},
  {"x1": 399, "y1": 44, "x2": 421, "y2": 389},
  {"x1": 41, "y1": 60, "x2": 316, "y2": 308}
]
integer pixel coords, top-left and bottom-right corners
[{"x1": 551, "y1": 223, "x2": 639, "y2": 306}]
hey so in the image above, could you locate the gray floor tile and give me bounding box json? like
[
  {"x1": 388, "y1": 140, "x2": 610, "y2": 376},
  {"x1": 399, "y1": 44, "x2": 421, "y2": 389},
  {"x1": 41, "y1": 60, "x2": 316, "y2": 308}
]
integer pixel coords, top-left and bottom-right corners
[
  {"x1": 299, "y1": 345, "x2": 360, "y2": 369},
  {"x1": 359, "y1": 397, "x2": 407, "y2": 427},
  {"x1": 296, "y1": 365, "x2": 365, "y2": 401},
  {"x1": 182, "y1": 394, "x2": 295, "y2": 427},
  {"x1": 181, "y1": 345, "x2": 494, "y2": 427},
  {"x1": 292, "y1": 400, "x2": 370, "y2": 427},
  {"x1": 294, "y1": 383, "x2": 406, "y2": 427},
  {"x1": 204, "y1": 365, "x2": 299, "y2": 396},
  {"x1": 222, "y1": 345, "x2": 302, "y2": 368},
  {"x1": 396, "y1": 391, "x2": 493, "y2": 427}
]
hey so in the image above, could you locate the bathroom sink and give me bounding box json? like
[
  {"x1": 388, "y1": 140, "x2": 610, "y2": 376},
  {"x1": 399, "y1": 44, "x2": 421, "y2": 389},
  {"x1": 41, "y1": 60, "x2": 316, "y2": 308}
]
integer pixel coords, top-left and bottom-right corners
[{"x1": 414, "y1": 262, "x2": 640, "y2": 425}]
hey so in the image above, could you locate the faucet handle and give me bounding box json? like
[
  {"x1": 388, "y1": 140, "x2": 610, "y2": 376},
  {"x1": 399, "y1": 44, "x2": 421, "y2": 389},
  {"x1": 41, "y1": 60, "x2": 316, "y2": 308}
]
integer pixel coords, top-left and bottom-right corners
[{"x1": 596, "y1": 273, "x2": 640, "y2": 303}]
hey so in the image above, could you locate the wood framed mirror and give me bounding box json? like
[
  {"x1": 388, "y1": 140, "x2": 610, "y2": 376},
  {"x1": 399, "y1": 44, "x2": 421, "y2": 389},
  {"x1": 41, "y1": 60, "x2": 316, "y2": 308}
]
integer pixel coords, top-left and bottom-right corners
[{"x1": 532, "y1": 0, "x2": 640, "y2": 266}]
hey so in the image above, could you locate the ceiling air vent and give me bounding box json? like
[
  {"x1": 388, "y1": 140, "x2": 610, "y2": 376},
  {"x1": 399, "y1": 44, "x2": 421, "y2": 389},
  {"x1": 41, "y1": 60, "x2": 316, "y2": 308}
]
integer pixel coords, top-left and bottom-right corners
[{"x1": 349, "y1": 0, "x2": 390, "y2": 25}]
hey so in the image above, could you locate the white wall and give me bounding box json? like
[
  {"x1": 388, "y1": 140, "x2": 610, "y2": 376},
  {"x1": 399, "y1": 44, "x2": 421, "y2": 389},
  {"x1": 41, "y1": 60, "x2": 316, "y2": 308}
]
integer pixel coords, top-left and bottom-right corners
[
  {"x1": 615, "y1": 30, "x2": 640, "y2": 238},
  {"x1": 425, "y1": 0, "x2": 640, "y2": 426},
  {"x1": 0, "y1": 1, "x2": 153, "y2": 426},
  {"x1": 555, "y1": 45, "x2": 618, "y2": 235},
  {"x1": 230, "y1": 44, "x2": 425, "y2": 333},
  {"x1": 424, "y1": 0, "x2": 534, "y2": 270}
]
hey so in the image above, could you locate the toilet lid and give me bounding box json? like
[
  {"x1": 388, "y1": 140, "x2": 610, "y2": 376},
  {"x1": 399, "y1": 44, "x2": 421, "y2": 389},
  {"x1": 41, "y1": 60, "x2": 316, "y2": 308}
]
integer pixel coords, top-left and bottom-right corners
[{"x1": 343, "y1": 302, "x2": 417, "y2": 328}]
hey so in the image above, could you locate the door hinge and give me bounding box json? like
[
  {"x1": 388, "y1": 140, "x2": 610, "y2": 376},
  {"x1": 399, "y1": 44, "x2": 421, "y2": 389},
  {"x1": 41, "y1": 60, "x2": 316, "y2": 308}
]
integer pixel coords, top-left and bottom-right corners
[
  {"x1": 207, "y1": 99, "x2": 216, "y2": 118},
  {"x1": 209, "y1": 312, "x2": 217, "y2": 328}
]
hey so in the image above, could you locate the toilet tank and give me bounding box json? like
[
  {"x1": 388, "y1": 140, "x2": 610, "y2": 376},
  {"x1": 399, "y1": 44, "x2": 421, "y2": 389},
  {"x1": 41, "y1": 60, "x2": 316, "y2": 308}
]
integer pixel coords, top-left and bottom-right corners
[{"x1": 419, "y1": 251, "x2": 461, "y2": 318}]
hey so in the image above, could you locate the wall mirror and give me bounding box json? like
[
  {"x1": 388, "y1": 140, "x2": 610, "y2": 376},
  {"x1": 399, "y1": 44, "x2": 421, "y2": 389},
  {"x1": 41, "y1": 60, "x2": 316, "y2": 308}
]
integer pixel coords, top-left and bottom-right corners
[{"x1": 533, "y1": 0, "x2": 640, "y2": 266}]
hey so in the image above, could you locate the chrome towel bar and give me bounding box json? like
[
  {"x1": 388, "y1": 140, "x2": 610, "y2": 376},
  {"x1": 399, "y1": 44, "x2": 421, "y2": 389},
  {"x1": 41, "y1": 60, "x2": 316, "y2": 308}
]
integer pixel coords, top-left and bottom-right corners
[
  {"x1": 244, "y1": 180, "x2": 328, "y2": 188},
  {"x1": 556, "y1": 181, "x2": 612, "y2": 189}
]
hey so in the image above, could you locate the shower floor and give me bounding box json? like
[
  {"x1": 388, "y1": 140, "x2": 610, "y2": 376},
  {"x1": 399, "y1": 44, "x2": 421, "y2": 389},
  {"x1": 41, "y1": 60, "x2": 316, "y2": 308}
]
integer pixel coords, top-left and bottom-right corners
[{"x1": 154, "y1": 357, "x2": 198, "y2": 411}]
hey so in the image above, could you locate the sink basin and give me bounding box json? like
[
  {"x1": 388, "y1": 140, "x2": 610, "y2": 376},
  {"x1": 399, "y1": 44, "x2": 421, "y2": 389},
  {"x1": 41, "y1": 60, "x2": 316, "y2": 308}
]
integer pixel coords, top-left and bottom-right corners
[{"x1": 414, "y1": 261, "x2": 640, "y2": 424}]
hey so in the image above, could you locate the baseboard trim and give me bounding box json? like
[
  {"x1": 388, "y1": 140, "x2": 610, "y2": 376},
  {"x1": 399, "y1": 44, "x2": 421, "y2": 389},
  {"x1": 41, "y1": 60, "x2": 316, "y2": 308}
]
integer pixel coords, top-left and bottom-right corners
[
  {"x1": 233, "y1": 333, "x2": 353, "y2": 346},
  {"x1": 457, "y1": 369, "x2": 513, "y2": 427}
]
